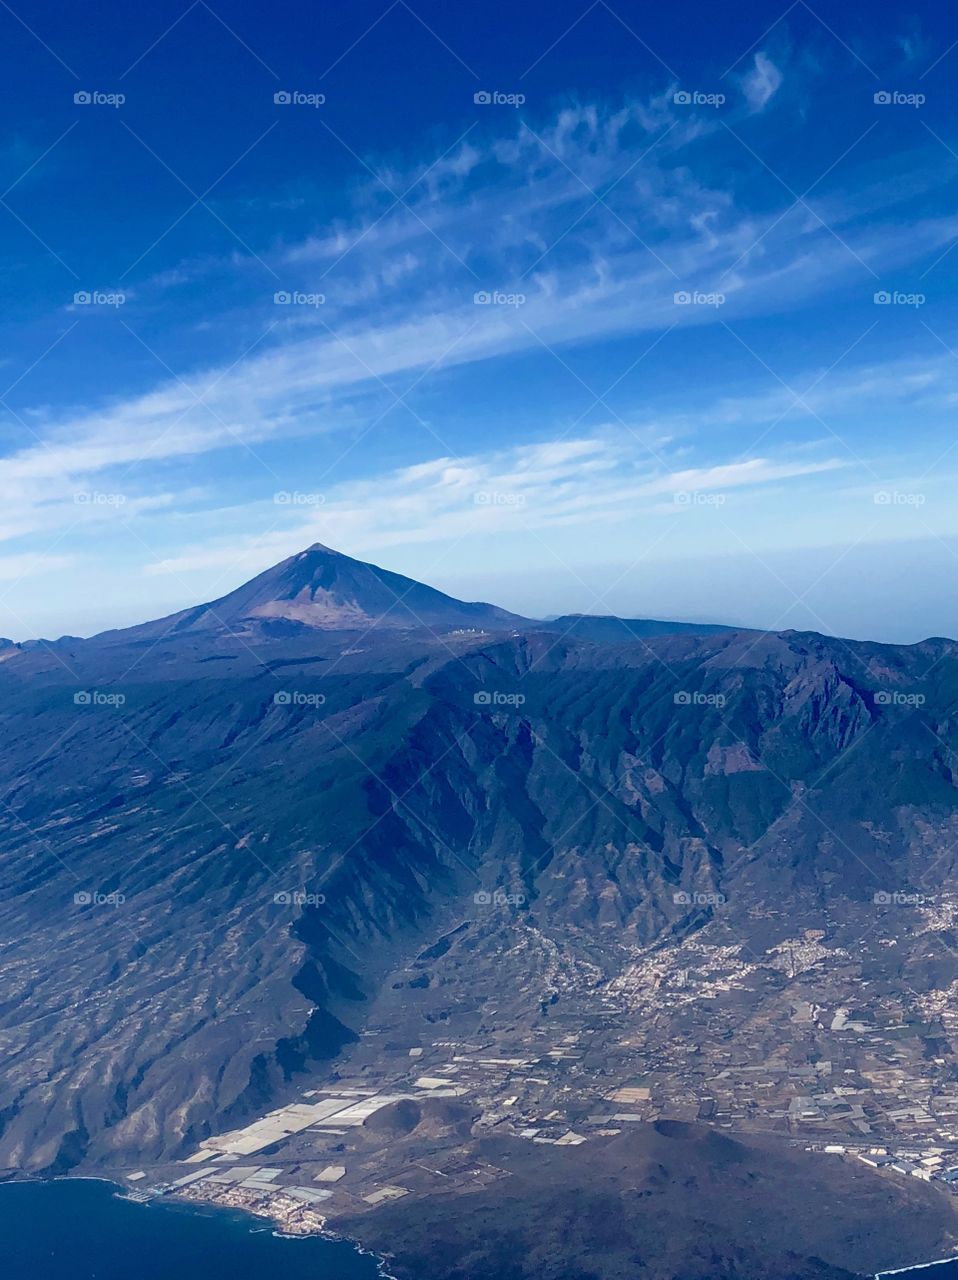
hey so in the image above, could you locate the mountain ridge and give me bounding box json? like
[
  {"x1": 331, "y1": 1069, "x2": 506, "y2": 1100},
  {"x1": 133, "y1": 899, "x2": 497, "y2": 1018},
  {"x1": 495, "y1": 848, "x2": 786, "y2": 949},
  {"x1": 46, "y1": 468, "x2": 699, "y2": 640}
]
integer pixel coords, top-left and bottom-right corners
[
  {"x1": 1, "y1": 603, "x2": 957, "y2": 1175},
  {"x1": 94, "y1": 542, "x2": 528, "y2": 641},
  {"x1": 2, "y1": 541, "x2": 958, "y2": 1276},
  {"x1": 6, "y1": 544, "x2": 763, "y2": 650}
]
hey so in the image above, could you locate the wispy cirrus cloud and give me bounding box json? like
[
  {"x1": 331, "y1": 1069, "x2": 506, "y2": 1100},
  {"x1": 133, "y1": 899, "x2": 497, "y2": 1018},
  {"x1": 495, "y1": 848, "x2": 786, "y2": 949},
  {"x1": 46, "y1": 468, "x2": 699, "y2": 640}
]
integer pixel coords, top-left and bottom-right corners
[
  {"x1": 2, "y1": 85, "x2": 958, "y2": 636},
  {"x1": 740, "y1": 52, "x2": 784, "y2": 114},
  {"x1": 143, "y1": 433, "x2": 847, "y2": 580}
]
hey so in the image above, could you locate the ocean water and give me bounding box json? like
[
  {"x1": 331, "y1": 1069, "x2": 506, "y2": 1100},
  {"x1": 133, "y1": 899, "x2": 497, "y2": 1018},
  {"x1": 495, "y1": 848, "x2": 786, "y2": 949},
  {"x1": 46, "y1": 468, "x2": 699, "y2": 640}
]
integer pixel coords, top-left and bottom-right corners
[
  {"x1": 877, "y1": 1263, "x2": 958, "y2": 1279},
  {"x1": 0, "y1": 1178, "x2": 383, "y2": 1280}
]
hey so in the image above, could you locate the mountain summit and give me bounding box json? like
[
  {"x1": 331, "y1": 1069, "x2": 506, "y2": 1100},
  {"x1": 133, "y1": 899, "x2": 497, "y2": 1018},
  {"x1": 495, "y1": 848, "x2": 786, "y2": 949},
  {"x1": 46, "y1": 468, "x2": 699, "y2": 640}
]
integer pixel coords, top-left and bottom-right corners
[
  {"x1": 130, "y1": 543, "x2": 527, "y2": 638},
  {"x1": 86, "y1": 543, "x2": 742, "y2": 648}
]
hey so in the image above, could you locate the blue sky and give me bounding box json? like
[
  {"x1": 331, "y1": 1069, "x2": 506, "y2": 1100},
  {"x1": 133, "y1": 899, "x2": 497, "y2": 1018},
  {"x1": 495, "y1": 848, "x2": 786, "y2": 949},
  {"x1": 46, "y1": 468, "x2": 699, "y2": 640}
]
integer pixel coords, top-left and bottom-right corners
[{"x1": 2, "y1": 0, "x2": 958, "y2": 641}]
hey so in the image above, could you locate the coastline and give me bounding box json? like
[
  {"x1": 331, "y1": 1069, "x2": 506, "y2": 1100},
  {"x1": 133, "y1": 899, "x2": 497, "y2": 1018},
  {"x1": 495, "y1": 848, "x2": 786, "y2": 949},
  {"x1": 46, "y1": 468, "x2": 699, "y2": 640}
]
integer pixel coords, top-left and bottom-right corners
[
  {"x1": 146, "y1": 1182, "x2": 400, "y2": 1280},
  {"x1": 156, "y1": 1177, "x2": 396, "y2": 1274},
  {"x1": 877, "y1": 1258, "x2": 958, "y2": 1278},
  {"x1": 208, "y1": 1196, "x2": 399, "y2": 1280},
  {"x1": 153, "y1": 1180, "x2": 401, "y2": 1280},
  {"x1": 1, "y1": 1174, "x2": 396, "y2": 1280}
]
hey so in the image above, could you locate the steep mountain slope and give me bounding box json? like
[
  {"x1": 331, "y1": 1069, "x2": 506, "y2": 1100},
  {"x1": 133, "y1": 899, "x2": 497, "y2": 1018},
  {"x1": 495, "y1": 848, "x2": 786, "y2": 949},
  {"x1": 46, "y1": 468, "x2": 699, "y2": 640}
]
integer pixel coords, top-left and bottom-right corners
[
  {"x1": 97, "y1": 543, "x2": 527, "y2": 640},
  {"x1": 1, "y1": 570, "x2": 957, "y2": 1177}
]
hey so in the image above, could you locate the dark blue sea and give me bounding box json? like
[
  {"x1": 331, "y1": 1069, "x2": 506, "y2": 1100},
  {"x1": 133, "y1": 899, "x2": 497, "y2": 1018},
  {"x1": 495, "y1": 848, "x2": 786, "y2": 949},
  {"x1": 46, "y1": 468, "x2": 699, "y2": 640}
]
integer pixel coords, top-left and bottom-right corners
[
  {"x1": 0, "y1": 1178, "x2": 383, "y2": 1280},
  {"x1": 877, "y1": 1263, "x2": 958, "y2": 1279}
]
